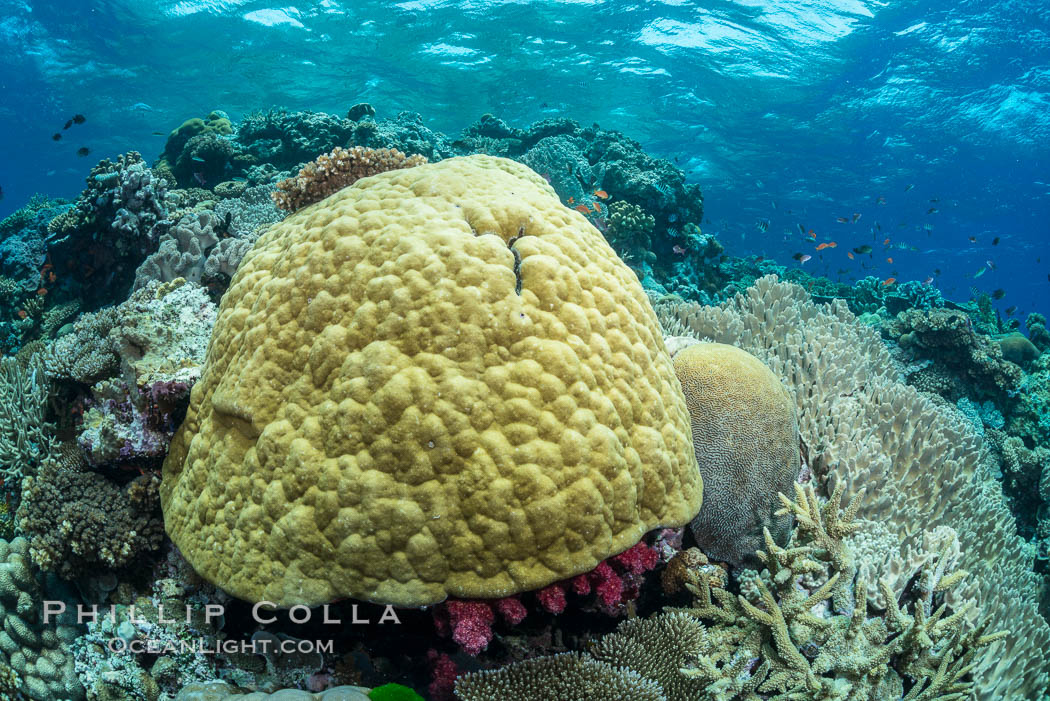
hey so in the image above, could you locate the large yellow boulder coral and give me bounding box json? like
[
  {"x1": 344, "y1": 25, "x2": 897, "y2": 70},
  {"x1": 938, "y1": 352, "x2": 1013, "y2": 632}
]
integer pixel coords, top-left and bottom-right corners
[{"x1": 161, "y1": 155, "x2": 701, "y2": 608}]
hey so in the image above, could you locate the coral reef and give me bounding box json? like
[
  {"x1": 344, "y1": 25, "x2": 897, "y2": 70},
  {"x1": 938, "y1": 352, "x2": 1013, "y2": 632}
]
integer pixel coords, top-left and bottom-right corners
[
  {"x1": 1026, "y1": 312, "x2": 1050, "y2": 352},
  {"x1": 433, "y1": 542, "x2": 661, "y2": 655},
  {"x1": 0, "y1": 353, "x2": 56, "y2": 482},
  {"x1": 271, "y1": 146, "x2": 427, "y2": 212},
  {"x1": 457, "y1": 484, "x2": 999, "y2": 699},
  {"x1": 46, "y1": 278, "x2": 215, "y2": 390},
  {"x1": 212, "y1": 184, "x2": 284, "y2": 238},
  {"x1": 46, "y1": 152, "x2": 169, "y2": 306},
  {"x1": 670, "y1": 341, "x2": 800, "y2": 568},
  {"x1": 454, "y1": 652, "x2": 663, "y2": 701},
  {"x1": 174, "y1": 683, "x2": 372, "y2": 700},
  {"x1": 158, "y1": 111, "x2": 250, "y2": 188},
  {"x1": 997, "y1": 331, "x2": 1040, "y2": 365},
  {"x1": 17, "y1": 461, "x2": 164, "y2": 578},
  {"x1": 161, "y1": 155, "x2": 701, "y2": 608},
  {"x1": 657, "y1": 275, "x2": 1050, "y2": 698},
  {"x1": 885, "y1": 307, "x2": 1023, "y2": 401},
  {"x1": 603, "y1": 200, "x2": 655, "y2": 274},
  {"x1": 0, "y1": 536, "x2": 84, "y2": 700}
]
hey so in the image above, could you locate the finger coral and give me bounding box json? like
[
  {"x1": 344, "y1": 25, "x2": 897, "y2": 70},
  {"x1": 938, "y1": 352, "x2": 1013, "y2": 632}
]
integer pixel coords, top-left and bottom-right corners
[
  {"x1": 162, "y1": 154, "x2": 701, "y2": 608},
  {"x1": 17, "y1": 460, "x2": 164, "y2": 578},
  {"x1": 657, "y1": 275, "x2": 1050, "y2": 699},
  {"x1": 670, "y1": 341, "x2": 800, "y2": 567},
  {"x1": 271, "y1": 145, "x2": 427, "y2": 212}
]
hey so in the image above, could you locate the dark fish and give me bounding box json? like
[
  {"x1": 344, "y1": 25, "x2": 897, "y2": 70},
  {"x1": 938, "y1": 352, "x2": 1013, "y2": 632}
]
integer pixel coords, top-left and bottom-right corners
[
  {"x1": 853, "y1": 245, "x2": 873, "y2": 255},
  {"x1": 992, "y1": 289, "x2": 1006, "y2": 300},
  {"x1": 935, "y1": 269, "x2": 941, "y2": 275},
  {"x1": 926, "y1": 207, "x2": 938, "y2": 214},
  {"x1": 76, "y1": 146, "x2": 90, "y2": 157},
  {"x1": 152, "y1": 131, "x2": 165, "y2": 136},
  {"x1": 905, "y1": 184, "x2": 914, "y2": 191},
  {"x1": 72, "y1": 114, "x2": 86, "y2": 124},
  {"x1": 0, "y1": 185, "x2": 3, "y2": 201},
  {"x1": 992, "y1": 237, "x2": 1000, "y2": 245},
  {"x1": 63, "y1": 119, "x2": 73, "y2": 130},
  {"x1": 1005, "y1": 306, "x2": 1017, "y2": 316},
  {"x1": 52, "y1": 133, "x2": 62, "y2": 141}
]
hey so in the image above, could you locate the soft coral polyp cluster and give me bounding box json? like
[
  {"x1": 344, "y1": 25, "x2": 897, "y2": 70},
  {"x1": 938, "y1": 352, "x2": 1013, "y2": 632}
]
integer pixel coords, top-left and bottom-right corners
[{"x1": 433, "y1": 541, "x2": 661, "y2": 655}]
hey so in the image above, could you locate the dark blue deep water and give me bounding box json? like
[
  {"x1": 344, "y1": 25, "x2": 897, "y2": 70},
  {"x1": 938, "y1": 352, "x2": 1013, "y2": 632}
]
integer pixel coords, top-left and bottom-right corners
[{"x1": 1, "y1": 0, "x2": 1047, "y2": 316}]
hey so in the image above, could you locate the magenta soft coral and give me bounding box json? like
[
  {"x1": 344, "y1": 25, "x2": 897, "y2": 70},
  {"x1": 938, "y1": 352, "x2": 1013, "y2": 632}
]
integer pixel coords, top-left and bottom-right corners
[{"x1": 434, "y1": 542, "x2": 662, "y2": 655}]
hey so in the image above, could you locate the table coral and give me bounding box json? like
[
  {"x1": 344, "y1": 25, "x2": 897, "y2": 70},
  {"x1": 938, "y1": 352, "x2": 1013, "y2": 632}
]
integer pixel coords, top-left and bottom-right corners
[
  {"x1": 671, "y1": 341, "x2": 800, "y2": 568},
  {"x1": 162, "y1": 154, "x2": 701, "y2": 608}
]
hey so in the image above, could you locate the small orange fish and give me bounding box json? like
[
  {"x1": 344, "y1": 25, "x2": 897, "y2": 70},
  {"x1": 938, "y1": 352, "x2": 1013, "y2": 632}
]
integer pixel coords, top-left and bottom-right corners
[
  {"x1": 816, "y1": 243, "x2": 832, "y2": 251},
  {"x1": 882, "y1": 277, "x2": 896, "y2": 286},
  {"x1": 593, "y1": 189, "x2": 609, "y2": 199},
  {"x1": 568, "y1": 196, "x2": 575, "y2": 205},
  {"x1": 574, "y1": 204, "x2": 590, "y2": 214},
  {"x1": 48, "y1": 271, "x2": 56, "y2": 283},
  {"x1": 847, "y1": 251, "x2": 855, "y2": 260},
  {"x1": 827, "y1": 241, "x2": 837, "y2": 248},
  {"x1": 883, "y1": 238, "x2": 890, "y2": 245},
  {"x1": 887, "y1": 257, "x2": 894, "y2": 264},
  {"x1": 17, "y1": 310, "x2": 27, "y2": 319},
  {"x1": 36, "y1": 287, "x2": 47, "y2": 296}
]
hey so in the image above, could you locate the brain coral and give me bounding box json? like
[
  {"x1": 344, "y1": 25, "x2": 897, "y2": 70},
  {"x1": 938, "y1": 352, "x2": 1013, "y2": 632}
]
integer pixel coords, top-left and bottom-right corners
[
  {"x1": 161, "y1": 154, "x2": 701, "y2": 607},
  {"x1": 671, "y1": 342, "x2": 799, "y2": 567}
]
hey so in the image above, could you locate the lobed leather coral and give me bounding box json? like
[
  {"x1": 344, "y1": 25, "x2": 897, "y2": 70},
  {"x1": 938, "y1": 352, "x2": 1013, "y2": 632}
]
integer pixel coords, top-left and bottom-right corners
[
  {"x1": 669, "y1": 341, "x2": 799, "y2": 568},
  {"x1": 162, "y1": 155, "x2": 701, "y2": 608},
  {"x1": 271, "y1": 145, "x2": 427, "y2": 212},
  {"x1": 657, "y1": 275, "x2": 1050, "y2": 699}
]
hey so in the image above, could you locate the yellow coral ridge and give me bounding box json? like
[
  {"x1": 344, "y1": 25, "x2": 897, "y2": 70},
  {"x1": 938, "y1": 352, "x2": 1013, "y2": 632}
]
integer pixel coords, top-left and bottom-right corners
[{"x1": 161, "y1": 155, "x2": 701, "y2": 607}]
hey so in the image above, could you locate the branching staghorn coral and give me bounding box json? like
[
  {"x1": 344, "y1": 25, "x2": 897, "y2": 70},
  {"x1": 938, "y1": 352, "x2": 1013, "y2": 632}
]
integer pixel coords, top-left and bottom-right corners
[
  {"x1": 656, "y1": 275, "x2": 1049, "y2": 698},
  {"x1": 454, "y1": 483, "x2": 999, "y2": 700},
  {"x1": 271, "y1": 145, "x2": 427, "y2": 211}
]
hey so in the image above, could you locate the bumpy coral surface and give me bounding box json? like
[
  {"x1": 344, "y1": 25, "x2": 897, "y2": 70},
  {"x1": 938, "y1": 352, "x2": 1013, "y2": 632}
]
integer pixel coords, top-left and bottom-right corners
[
  {"x1": 162, "y1": 155, "x2": 701, "y2": 608},
  {"x1": 671, "y1": 341, "x2": 800, "y2": 567},
  {"x1": 0, "y1": 537, "x2": 84, "y2": 700}
]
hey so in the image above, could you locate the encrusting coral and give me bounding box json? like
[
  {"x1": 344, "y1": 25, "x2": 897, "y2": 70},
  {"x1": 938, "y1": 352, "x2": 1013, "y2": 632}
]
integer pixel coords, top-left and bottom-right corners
[
  {"x1": 670, "y1": 340, "x2": 800, "y2": 568},
  {"x1": 271, "y1": 145, "x2": 427, "y2": 212},
  {"x1": 656, "y1": 275, "x2": 1050, "y2": 698},
  {"x1": 161, "y1": 155, "x2": 701, "y2": 608}
]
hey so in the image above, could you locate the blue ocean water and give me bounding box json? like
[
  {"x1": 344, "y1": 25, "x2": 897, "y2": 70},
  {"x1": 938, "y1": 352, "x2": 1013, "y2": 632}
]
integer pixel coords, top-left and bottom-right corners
[{"x1": 1, "y1": 0, "x2": 1047, "y2": 319}]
